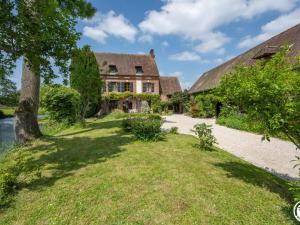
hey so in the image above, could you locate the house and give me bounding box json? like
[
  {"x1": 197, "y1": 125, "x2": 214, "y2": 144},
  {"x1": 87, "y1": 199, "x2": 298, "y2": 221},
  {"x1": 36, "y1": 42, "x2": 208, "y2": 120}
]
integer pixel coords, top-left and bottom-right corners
[
  {"x1": 189, "y1": 23, "x2": 300, "y2": 94},
  {"x1": 95, "y1": 49, "x2": 181, "y2": 112}
]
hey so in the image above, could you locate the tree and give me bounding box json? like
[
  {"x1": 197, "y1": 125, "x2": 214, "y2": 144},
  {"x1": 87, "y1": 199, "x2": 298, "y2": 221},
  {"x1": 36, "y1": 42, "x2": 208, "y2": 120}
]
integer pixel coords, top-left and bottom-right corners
[
  {"x1": 0, "y1": 78, "x2": 19, "y2": 106},
  {"x1": 0, "y1": 0, "x2": 96, "y2": 142},
  {"x1": 70, "y1": 45, "x2": 102, "y2": 120},
  {"x1": 218, "y1": 47, "x2": 300, "y2": 149},
  {"x1": 170, "y1": 90, "x2": 190, "y2": 113}
]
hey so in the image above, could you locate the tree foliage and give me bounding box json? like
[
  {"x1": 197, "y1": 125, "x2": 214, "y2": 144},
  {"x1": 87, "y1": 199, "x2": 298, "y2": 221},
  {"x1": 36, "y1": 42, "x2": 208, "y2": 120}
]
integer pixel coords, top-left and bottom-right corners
[
  {"x1": 192, "y1": 92, "x2": 220, "y2": 118},
  {"x1": 170, "y1": 90, "x2": 190, "y2": 112},
  {"x1": 218, "y1": 46, "x2": 300, "y2": 149},
  {"x1": 70, "y1": 45, "x2": 102, "y2": 119},
  {"x1": 0, "y1": 0, "x2": 96, "y2": 81},
  {"x1": 41, "y1": 85, "x2": 81, "y2": 124},
  {"x1": 0, "y1": 78, "x2": 19, "y2": 106}
]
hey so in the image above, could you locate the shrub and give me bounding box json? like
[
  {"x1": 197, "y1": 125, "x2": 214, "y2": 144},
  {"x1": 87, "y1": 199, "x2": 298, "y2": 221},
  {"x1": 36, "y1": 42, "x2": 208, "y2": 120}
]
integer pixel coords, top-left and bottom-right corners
[
  {"x1": 0, "y1": 164, "x2": 19, "y2": 207},
  {"x1": 0, "y1": 146, "x2": 42, "y2": 208},
  {"x1": 194, "y1": 93, "x2": 219, "y2": 118},
  {"x1": 141, "y1": 101, "x2": 150, "y2": 113},
  {"x1": 122, "y1": 114, "x2": 163, "y2": 141},
  {"x1": 122, "y1": 114, "x2": 162, "y2": 133},
  {"x1": 169, "y1": 127, "x2": 179, "y2": 134},
  {"x1": 110, "y1": 109, "x2": 126, "y2": 119},
  {"x1": 131, "y1": 118, "x2": 163, "y2": 141},
  {"x1": 193, "y1": 123, "x2": 217, "y2": 150},
  {"x1": 122, "y1": 117, "x2": 134, "y2": 132},
  {"x1": 41, "y1": 85, "x2": 81, "y2": 125}
]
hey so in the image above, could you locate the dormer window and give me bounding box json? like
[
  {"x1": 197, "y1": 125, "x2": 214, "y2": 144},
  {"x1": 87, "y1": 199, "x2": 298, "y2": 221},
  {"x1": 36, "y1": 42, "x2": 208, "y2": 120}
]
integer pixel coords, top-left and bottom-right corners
[
  {"x1": 253, "y1": 46, "x2": 278, "y2": 60},
  {"x1": 135, "y1": 66, "x2": 144, "y2": 75},
  {"x1": 109, "y1": 65, "x2": 118, "y2": 75}
]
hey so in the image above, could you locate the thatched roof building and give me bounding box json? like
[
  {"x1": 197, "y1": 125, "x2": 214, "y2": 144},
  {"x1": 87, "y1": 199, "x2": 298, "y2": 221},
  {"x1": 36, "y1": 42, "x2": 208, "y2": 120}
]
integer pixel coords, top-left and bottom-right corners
[{"x1": 189, "y1": 23, "x2": 300, "y2": 94}]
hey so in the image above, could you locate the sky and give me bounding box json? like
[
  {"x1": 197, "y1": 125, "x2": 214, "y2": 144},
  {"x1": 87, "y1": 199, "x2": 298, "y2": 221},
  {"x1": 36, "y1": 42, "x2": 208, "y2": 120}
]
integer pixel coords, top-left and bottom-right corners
[{"x1": 11, "y1": 0, "x2": 300, "y2": 90}]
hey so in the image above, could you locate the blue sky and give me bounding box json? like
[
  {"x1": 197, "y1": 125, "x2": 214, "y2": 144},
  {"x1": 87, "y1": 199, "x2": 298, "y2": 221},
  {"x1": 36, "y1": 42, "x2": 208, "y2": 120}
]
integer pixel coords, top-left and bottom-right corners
[{"x1": 11, "y1": 0, "x2": 300, "y2": 90}]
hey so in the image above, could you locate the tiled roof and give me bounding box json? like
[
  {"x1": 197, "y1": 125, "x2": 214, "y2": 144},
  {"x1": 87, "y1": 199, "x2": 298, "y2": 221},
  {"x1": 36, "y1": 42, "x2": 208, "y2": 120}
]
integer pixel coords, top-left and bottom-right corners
[
  {"x1": 189, "y1": 23, "x2": 300, "y2": 94},
  {"x1": 159, "y1": 76, "x2": 181, "y2": 95},
  {"x1": 94, "y1": 52, "x2": 159, "y2": 76}
]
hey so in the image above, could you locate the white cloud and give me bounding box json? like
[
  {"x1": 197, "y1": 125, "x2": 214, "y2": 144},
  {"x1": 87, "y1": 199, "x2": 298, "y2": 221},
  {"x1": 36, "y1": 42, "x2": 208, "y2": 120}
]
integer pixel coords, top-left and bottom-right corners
[
  {"x1": 138, "y1": 34, "x2": 153, "y2": 43},
  {"x1": 169, "y1": 51, "x2": 201, "y2": 61},
  {"x1": 139, "y1": 0, "x2": 297, "y2": 53},
  {"x1": 195, "y1": 32, "x2": 229, "y2": 54},
  {"x1": 83, "y1": 27, "x2": 108, "y2": 43},
  {"x1": 162, "y1": 41, "x2": 169, "y2": 47},
  {"x1": 83, "y1": 11, "x2": 138, "y2": 43},
  {"x1": 239, "y1": 8, "x2": 300, "y2": 48}
]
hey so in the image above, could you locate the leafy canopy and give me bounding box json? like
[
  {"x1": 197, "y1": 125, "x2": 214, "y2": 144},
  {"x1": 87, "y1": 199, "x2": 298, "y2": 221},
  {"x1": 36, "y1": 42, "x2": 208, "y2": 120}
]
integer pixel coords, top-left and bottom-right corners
[
  {"x1": 0, "y1": 78, "x2": 19, "y2": 106},
  {"x1": 217, "y1": 46, "x2": 300, "y2": 148},
  {"x1": 0, "y1": 0, "x2": 96, "y2": 81}
]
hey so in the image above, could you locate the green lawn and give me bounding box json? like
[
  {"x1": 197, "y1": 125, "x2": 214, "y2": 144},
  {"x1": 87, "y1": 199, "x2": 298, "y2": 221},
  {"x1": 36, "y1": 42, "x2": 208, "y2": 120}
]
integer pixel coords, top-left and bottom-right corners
[
  {"x1": 0, "y1": 107, "x2": 15, "y2": 118},
  {"x1": 0, "y1": 117, "x2": 296, "y2": 224}
]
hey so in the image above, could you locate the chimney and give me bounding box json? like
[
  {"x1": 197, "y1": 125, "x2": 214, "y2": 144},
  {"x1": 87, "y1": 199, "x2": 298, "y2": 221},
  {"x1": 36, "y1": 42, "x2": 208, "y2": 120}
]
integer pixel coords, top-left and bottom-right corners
[{"x1": 149, "y1": 49, "x2": 155, "y2": 58}]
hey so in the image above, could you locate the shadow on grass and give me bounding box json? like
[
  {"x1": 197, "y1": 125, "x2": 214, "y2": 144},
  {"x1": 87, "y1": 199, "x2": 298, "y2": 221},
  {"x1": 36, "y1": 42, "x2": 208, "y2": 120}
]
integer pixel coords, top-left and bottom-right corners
[
  {"x1": 214, "y1": 161, "x2": 298, "y2": 223},
  {"x1": 19, "y1": 119, "x2": 134, "y2": 190},
  {"x1": 214, "y1": 161, "x2": 292, "y2": 200}
]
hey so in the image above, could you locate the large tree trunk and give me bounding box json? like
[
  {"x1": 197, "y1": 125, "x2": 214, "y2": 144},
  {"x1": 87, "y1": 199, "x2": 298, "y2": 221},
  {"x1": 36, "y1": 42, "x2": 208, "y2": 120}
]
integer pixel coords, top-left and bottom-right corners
[{"x1": 14, "y1": 60, "x2": 42, "y2": 142}]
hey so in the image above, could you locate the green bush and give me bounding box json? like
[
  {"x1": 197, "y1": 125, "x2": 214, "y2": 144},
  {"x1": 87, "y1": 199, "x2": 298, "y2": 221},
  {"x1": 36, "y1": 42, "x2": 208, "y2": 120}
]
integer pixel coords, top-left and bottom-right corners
[
  {"x1": 122, "y1": 117, "x2": 134, "y2": 132},
  {"x1": 122, "y1": 114, "x2": 163, "y2": 141},
  {"x1": 0, "y1": 164, "x2": 19, "y2": 207},
  {"x1": 193, "y1": 123, "x2": 217, "y2": 150},
  {"x1": 217, "y1": 106, "x2": 264, "y2": 132},
  {"x1": 122, "y1": 114, "x2": 162, "y2": 133},
  {"x1": 194, "y1": 93, "x2": 219, "y2": 118},
  {"x1": 0, "y1": 147, "x2": 41, "y2": 208},
  {"x1": 169, "y1": 127, "x2": 179, "y2": 134},
  {"x1": 131, "y1": 118, "x2": 163, "y2": 141},
  {"x1": 41, "y1": 85, "x2": 81, "y2": 125},
  {"x1": 109, "y1": 109, "x2": 126, "y2": 119}
]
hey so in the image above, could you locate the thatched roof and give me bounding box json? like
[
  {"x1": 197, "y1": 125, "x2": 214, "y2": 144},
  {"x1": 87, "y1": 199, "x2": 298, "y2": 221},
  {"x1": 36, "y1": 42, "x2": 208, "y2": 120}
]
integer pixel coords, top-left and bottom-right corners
[
  {"x1": 94, "y1": 51, "x2": 159, "y2": 76},
  {"x1": 159, "y1": 76, "x2": 181, "y2": 95},
  {"x1": 189, "y1": 23, "x2": 300, "y2": 94}
]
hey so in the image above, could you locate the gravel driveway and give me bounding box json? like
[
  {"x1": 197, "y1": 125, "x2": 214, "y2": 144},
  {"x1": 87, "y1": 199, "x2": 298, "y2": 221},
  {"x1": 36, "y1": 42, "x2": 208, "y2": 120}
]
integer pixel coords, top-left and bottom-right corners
[{"x1": 162, "y1": 114, "x2": 299, "y2": 180}]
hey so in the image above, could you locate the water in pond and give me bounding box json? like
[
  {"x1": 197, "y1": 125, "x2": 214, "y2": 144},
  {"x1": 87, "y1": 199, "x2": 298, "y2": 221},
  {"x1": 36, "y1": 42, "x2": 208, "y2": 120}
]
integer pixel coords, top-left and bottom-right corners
[
  {"x1": 0, "y1": 117, "x2": 15, "y2": 153},
  {"x1": 0, "y1": 116, "x2": 44, "y2": 153}
]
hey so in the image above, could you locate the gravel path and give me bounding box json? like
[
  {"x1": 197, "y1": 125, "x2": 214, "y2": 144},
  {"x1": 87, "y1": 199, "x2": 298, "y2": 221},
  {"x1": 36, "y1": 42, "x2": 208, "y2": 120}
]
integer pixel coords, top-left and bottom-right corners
[{"x1": 162, "y1": 114, "x2": 299, "y2": 180}]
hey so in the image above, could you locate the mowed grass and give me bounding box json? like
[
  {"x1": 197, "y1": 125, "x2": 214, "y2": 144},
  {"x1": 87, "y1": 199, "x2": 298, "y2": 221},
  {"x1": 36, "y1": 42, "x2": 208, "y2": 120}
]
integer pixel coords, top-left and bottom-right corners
[
  {"x1": 0, "y1": 117, "x2": 296, "y2": 225},
  {"x1": 0, "y1": 107, "x2": 15, "y2": 118}
]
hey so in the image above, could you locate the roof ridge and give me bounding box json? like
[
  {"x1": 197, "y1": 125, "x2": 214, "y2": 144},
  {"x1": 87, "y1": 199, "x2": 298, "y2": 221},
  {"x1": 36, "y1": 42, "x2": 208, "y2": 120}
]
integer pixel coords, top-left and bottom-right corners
[
  {"x1": 160, "y1": 76, "x2": 179, "y2": 78},
  {"x1": 94, "y1": 52, "x2": 151, "y2": 57}
]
